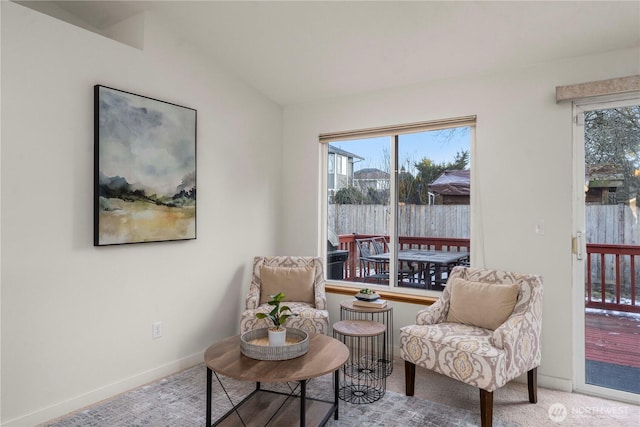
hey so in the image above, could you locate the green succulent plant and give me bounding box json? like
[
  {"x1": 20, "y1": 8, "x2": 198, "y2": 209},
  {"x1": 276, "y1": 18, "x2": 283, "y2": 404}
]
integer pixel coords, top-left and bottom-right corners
[{"x1": 255, "y1": 292, "x2": 297, "y2": 331}]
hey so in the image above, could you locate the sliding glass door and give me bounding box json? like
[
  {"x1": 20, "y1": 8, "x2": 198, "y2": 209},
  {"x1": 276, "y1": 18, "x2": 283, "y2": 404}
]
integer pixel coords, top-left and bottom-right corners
[{"x1": 573, "y1": 96, "x2": 640, "y2": 401}]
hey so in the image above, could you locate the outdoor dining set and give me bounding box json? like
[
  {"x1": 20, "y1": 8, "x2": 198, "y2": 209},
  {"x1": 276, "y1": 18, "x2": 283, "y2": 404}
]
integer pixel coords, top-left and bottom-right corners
[{"x1": 355, "y1": 236, "x2": 470, "y2": 289}]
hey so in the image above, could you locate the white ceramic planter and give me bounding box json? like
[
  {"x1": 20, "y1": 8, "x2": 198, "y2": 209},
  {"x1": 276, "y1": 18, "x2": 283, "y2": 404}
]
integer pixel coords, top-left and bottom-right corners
[{"x1": 268, "y1": 328, "x2": 286, "y2": 346}]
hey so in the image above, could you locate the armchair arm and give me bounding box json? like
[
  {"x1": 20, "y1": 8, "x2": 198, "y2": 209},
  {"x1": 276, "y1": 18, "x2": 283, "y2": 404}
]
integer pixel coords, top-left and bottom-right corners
[
  {"x1": 491, "y1": 314, "x2": 524, "y2": 350},
  {"x1": 314, "y1": 278, "x2": 327, "y2": 310},
  {"x1": 491, "y1": 312, "x2": 541, "y2": 376},
  {"x1": 490, "y1": 276, "x2": 543, "y2": 382},
  {"x1": 245, "y1": 282, "x2": 261, "y2": 309},
  {"x1": 416, "y1": 297, "x2": 449, "y2": 325}
]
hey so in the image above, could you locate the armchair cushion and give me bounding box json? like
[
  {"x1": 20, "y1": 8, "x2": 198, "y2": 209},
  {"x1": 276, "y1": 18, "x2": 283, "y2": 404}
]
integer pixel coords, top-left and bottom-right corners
[
  {"x1": 259, "y1": 265, "x2": 315, "y2": 305},
  {"x1": 446, "y1": 278, "x2": 519, "y2": 330}
]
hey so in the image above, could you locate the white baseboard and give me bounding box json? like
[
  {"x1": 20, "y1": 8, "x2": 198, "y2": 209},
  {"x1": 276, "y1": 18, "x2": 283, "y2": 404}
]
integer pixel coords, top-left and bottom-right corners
[
  {"x1": 537, "y1": 373, "x2": 573, "y2": 392},
  {"x1": 511, "y1": 372, "x2": 573, "y2": 393},
  {"x1": 2, "y1": 351, "x2": 204, "y2": 427}
]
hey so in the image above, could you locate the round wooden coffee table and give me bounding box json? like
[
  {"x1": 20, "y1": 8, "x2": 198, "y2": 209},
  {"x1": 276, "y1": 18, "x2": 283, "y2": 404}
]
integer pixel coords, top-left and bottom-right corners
[{"x1": 205, "y1": 332, "x2": 349, "y2": 426}]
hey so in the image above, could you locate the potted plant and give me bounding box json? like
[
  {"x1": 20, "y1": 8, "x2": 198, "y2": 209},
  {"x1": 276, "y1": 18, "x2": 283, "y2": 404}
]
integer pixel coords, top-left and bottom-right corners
[
  {"x1": 256, "y1": 292, "x2": 297, "y2": 346},
  {"x1": 356, "y1": 287, "x2": 380, "y2": 301}
]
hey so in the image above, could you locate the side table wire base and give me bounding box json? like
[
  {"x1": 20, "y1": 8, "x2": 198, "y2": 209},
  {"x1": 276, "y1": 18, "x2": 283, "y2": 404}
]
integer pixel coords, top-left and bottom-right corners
[
  {"x1": 339, "y1": 383, "x2": 384, "y2": 404},
  {"x1": 333, "y1": 320, "x2": 386, "y2": 404},
  {"x1": 342, "y1": 356, "x2": 388, "y2": 380}
]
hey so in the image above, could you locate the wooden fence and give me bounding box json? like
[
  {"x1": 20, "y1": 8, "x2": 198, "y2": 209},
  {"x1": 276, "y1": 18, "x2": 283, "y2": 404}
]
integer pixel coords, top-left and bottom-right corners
[
  {"x1": 586, "y1": 204, "x2": 639, "y2": 245},
  {"x1": 329, "y1": 204, "x2": 638, "y2": 243},
  {"x1": 329, "y1": 204, "x2": 470, "y2": 238}
]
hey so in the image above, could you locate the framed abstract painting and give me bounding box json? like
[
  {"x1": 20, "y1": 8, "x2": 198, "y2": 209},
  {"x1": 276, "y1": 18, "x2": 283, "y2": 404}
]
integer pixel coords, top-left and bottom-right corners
[{"x1": 94, "y1": 85, "x2": 197, "y2": 246}]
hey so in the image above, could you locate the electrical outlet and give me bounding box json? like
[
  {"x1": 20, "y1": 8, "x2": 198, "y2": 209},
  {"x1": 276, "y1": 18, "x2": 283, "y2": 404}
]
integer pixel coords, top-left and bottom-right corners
[{"x1": 152, "y1": 321, "x2": 162, "y2": 339}]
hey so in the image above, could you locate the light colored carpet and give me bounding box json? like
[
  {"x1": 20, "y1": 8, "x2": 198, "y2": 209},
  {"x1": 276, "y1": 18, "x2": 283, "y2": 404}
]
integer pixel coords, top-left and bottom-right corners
[
  {"x1": 41, "y1": 357, "x2": 639, "y2": 426},
  {"x1": 42, "y1": 362, "x2": 516, "y2": 427},
  {"x1": 386, "y1": 359, "x2": 640, "y2": 427}
]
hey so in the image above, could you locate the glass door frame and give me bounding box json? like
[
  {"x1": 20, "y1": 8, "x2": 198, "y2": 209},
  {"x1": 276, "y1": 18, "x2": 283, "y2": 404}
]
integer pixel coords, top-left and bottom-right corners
[{"x1": 571, "y1": 93, "x2": 640, "y2": 403}]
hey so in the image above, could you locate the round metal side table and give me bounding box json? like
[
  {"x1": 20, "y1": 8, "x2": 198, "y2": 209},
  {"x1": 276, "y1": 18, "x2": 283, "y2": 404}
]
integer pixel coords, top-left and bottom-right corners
[
  {"x1": 340, "y1": 299, "x2": 393, "y2": 377},
  {"x1": 333, "y1": 319, "x2": 386, "y2": 404}
]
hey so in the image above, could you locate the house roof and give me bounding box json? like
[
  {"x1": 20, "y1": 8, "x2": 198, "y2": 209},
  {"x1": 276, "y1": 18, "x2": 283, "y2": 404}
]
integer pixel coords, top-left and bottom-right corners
[
  {"x1": 354, "y1": 168, "x2": 389, "y2": 180},
  {"x1": 329, "y1": 145, "x2": 364, "y2": 160},
  {"x1": 429, "y1": 170, "x2": 470, "y2": 196},
  {"x1": 587, "y1": 164, "x2": 624, "y2": 188}
]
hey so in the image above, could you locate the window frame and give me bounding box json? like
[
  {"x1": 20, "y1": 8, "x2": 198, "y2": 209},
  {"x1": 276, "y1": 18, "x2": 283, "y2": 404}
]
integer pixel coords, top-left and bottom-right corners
[{"x1": 320, "y1": 116, "x2": 476, "y2": 298}]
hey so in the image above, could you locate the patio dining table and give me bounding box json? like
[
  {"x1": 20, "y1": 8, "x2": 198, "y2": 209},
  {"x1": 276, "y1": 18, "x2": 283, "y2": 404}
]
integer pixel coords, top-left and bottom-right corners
[{"x1": 368, "y1": 249, "x2": 469, "y2": 289}]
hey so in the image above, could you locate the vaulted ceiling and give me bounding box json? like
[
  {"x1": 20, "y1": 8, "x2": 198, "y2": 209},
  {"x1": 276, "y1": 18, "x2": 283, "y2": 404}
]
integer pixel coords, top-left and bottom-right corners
[{"x1": 16, "y1": 1, "x2": 640, "y2": 106}]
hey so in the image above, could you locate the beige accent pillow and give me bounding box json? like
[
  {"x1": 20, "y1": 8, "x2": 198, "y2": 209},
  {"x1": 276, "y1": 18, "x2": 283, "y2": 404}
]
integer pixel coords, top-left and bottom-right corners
[
  {"x1": 446, "y1": 278, "x2": 519, "y2": 330},
  {"x1": 259, "y1": 265, "x2": 316, "y2": 305}
]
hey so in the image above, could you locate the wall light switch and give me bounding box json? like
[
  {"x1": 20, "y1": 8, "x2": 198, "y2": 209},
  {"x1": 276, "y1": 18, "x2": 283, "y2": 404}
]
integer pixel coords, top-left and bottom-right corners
[{"x1": 535, "y1": 219, "x2": 545, "y2": 235}]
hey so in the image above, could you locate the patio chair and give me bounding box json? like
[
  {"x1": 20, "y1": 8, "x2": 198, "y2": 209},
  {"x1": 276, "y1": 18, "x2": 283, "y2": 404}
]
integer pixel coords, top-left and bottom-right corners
[
  {"x1": 370, "y1": 236, "x2": 388, "y2": 255},
  {"x1": 399, "y1": 266, "x2": 543, "y2": 427},
  {"x1": 376, "y1": 237, "x2": 421, "y2": 284},
  {"x1": 356, "y1": 238, "x2": 391, "y2": 284},
  {"x1": 240, "y1": 256, "x2": 329, "y2": 335}
]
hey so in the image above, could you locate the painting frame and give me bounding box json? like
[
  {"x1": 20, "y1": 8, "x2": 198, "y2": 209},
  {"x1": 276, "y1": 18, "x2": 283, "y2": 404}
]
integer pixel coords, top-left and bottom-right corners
[{"x1": 94, "y1": 85, "x2": 197, "y2": 246}]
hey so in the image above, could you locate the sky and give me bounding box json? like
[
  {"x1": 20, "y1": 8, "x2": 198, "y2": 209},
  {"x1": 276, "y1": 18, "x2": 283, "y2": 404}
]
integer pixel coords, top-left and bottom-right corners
[
  {"x1": 98, "y1": 86, "x2": 196, "y2": 196},
  {"x1": 330, "y1": 127, "x2": 471, "y2": 174}
]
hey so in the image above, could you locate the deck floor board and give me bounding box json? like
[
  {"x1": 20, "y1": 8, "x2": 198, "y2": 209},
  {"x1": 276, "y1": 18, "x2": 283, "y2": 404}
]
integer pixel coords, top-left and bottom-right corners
[{"x1": 585, "y1": 311, "x2": 640, "y2": 368}]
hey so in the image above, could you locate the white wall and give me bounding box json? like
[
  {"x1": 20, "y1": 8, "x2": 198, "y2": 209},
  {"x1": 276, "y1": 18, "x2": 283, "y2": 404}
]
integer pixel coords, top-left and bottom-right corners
[
  {"x1": 1, "y1": 3, "x2": 283, "y2": 425},
  {"x1": 282, "y1": 47, "x2": 640, "y2": 391}
]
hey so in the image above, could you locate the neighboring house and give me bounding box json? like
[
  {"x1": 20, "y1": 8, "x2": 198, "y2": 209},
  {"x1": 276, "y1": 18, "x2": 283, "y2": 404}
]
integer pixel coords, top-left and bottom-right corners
[
  {"x1": 429, "y1": 170, "x2": 470, "y2": 205},
  {"x1": 585, "y1": 164, "x2": 624, "y2": 204},
  {"x1": 354, "y1": 168, "x2": 390, "y2": 192},
  {"x1": 328, "y1": 145, "x2": 364, "y2": 198}
]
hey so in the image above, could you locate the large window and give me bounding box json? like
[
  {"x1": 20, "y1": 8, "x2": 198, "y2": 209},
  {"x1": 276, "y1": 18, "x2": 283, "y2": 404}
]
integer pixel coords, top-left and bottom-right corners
[{"x1": 322, "y1": 117, "x2": 475, "y2": 294}]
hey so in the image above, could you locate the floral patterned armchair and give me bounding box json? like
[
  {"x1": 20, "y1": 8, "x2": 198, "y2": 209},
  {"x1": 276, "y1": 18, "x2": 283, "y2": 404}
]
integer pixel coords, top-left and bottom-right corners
[
  {"x1": 399, "y1": 266, "x2": 543, "y2": 427},
  {"x1": 240, "y1": 256, "x2": 329, "y2": 335}
]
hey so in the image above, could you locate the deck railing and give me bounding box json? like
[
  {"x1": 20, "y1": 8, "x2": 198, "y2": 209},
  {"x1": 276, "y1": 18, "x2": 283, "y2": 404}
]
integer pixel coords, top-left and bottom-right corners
[
  {"x1": 334, "y1": 235, "x2": 640, "y2": 314},
  {"x1": 586, "y1": 243, "x2": 640, "y2": 314}
]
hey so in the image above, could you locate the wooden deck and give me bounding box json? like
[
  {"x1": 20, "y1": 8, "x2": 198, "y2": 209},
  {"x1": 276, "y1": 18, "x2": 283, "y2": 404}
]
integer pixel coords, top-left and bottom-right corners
[{"x1": 585, "y1": 311, "x2": 640, "y2": 368}]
